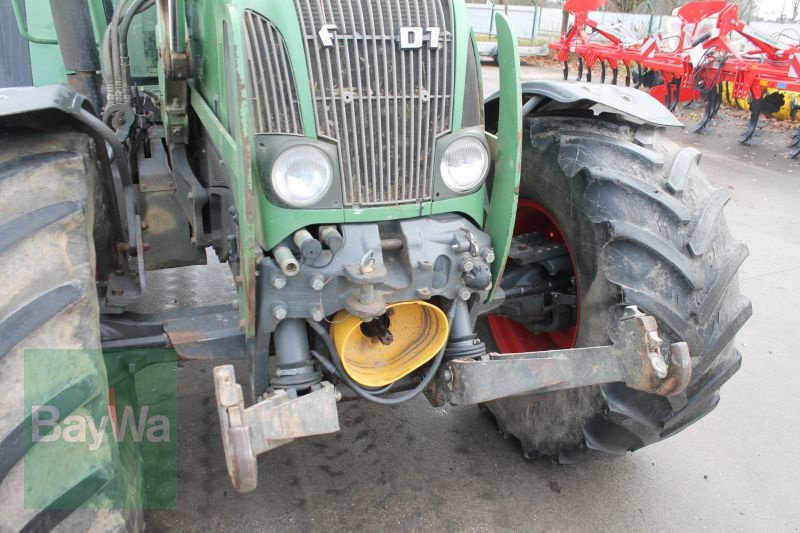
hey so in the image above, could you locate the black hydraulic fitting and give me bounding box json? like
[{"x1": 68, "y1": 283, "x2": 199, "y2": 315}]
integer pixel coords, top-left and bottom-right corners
[
  {"x1": 464, "y1": 262, "x2": 492, "y2": 291},
  {"x1": 294, "y1": 229, "x2": 323, "y2": 261}
]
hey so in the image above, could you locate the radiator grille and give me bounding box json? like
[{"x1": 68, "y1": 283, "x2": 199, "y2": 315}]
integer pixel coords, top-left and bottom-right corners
[
  {"x1": 244, "y1": 11, "x2": 303, "y2": 135},
  {"x1": 294, "y1": 0, "x2": 454, "y2": 206}
]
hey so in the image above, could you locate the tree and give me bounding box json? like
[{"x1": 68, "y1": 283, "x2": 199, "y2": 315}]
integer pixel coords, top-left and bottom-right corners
[
  {"x1": 609, "y1": 0, "x2": 648, "y2": 13},
  {"x1": 652, "y1": 0, "x2": 682, "y2": 15},
  {"x1": 738, "y1": 0, "x2": 759, "y2": 21}
]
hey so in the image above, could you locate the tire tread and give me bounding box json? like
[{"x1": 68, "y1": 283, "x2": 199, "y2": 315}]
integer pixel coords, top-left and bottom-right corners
[
  {"x1": 0, "y1": 131, "x2": 142, "y2": 531},
  {"x1": 485, "y1": 113, "x2": 750, "y2": 460}
]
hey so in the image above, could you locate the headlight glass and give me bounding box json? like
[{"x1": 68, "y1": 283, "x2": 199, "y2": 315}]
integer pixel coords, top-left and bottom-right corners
[
  {"x1": 271, "y1": 145, "x2": 333, "y2": 207},
  {"x1": 440, "y1": 136, "x2": 490, "y2": 193}
]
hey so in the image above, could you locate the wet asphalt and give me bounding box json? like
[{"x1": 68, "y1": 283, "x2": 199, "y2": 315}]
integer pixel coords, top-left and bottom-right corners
[{"x1": 144, "y1": 64, "x2": 800, "y2": 531}]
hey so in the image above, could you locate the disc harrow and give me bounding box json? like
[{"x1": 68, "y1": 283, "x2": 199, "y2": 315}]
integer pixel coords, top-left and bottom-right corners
[{"x1": 550, "y1": 0, "x2": 800, "y2": 157}]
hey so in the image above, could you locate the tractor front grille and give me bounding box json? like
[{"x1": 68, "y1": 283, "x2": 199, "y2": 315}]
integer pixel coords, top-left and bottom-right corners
[
  {"x1": 244, "y1": 11, "x2": 303, "y2": 135},
  {"x1": 294, "y1": 0, "x2": 454, "y2": 206}
]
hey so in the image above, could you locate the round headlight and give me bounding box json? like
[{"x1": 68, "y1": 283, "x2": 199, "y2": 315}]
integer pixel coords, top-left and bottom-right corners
[
  {"x1": 271, "y1": 145, "x2": 333, "y2": 207},
  {"x1": 440, "y1": 137, "x2": 490, "y2": 193}
]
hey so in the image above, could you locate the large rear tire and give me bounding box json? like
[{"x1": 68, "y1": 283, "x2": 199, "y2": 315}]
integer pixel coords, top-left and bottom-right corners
[
  {"x1": 0, "y1": 131, "x2": 144, "y2": 531},
  {"x1": 482, "y1": 111, "x2": 751, "y2": 462}
]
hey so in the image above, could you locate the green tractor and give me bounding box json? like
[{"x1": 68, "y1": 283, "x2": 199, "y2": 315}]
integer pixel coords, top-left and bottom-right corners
[{"x1": 1, "y1": 0, "x2": 749, "y2": 528}]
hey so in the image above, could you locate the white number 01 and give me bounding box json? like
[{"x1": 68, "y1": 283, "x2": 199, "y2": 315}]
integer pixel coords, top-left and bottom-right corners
[{"x1": 399, "y1": 27, "x2": 441, "y2": 50}]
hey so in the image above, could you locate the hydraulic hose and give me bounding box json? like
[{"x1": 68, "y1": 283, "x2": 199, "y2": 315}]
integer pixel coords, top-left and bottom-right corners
[
  {"x1": 75, "y1": 108, "x2": 135, "y2": 247},
  {"x1": 119, "y1": 0, "x2": 155, "y2": 103},
  {"x1": 309, "y1": 350, "x2": 395, "y2": 396},
  {"x1": 101, "y1": 0, "x2": 131, "y2": 107},
  {"x1": 305, "y1": 301, "x2": 456, "y2": 406},
  {"x1": 103, "y1": 0, "x2": 153, "y2": 108},
  {"x1": 120, "y1": 0, "x2": 154, "y2": 43},
  {"x1": 110, "y1": 2, "x2": 126, "y2": 104}
]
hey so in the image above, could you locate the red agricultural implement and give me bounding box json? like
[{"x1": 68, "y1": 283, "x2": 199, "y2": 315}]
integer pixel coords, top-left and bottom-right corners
[{"x1": 550, "y1": 0, "x2": 800, "y2": 157}]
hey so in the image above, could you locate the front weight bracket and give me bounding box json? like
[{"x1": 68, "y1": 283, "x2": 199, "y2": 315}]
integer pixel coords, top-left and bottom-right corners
[
  {"x1": 214, "y1": 366, "x2": 340, "y2": 492},
  {"x1": 432, "y1": 306, "x2": 691, "y2": 406}
]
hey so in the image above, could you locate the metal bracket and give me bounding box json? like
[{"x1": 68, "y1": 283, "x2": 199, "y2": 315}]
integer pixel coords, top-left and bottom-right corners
[
  {"x1": 170, "y1": 143, "x2": 210, "y2": 246},
  {"x1": 103, "y1": 103, "x2": 136, "y2": 141},
  {"x1": 101, "y1": 305, "x2": 247, "y2": 359},
  {"x1": 343, "y1": 258, "x2": 389, "y2": 319},
  {"x1": 104, "y1": 215, "x2": 147, "y2": 310},
  {"x1": 156, "y1": 0, "x2": 191, "y2": 145},
  {"x1": 163, "y1": 51, "x2": 191, "y2": 81},
  {"x1": 434, "y1": 306, "x2": 691, "y2": 406},
  {"x1": 214, "y1": 365, "x2": 340, "y2": 492}
]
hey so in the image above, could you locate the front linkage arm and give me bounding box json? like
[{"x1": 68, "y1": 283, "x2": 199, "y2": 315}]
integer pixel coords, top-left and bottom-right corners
[
  {"x1": 433, "y1": 306, "x2": 691, "y2": 406},
  {"x1": 209, "y1": 306, "x2": 687, "y2": 492}
]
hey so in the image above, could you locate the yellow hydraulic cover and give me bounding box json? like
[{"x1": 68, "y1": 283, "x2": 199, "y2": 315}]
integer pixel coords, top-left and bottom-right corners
[{"x1": 331, "y1": 301, "x2": 449, "y2": 388}]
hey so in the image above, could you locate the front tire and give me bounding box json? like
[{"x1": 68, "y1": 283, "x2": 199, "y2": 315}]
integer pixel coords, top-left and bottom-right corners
[{"x1": 482, "y1": 111, "x2": 751, "y2": 462}]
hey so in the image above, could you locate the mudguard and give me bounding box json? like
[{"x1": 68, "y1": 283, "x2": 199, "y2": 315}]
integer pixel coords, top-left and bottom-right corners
[
  {"x1": 487, "y1": 80, "x2": 683, "y2": 128},
  {"x1": 484, "y1": 13, "x2": 522, "y2": 302},
  {"x1": 0, "y1": 84, "x2": 94, "y2": 122},
  {"x1": 0, "y1": 85, "x2": 141, "y2": 293}
]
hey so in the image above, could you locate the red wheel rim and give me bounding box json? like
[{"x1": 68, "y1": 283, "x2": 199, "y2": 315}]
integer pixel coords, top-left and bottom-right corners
[{"x1": 487, "y1": 199, "x2": 579, "y2": 352}]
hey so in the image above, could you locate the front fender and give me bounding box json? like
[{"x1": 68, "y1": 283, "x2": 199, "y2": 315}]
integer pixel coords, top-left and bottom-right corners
[
  {"x1": 0, "y1": 84, "x2": 94, "y2": 124},
  {"x1": 486, "y1": 80, "x2": 683, "y2": 129},
  {"x1": 483, "y1": 13, "x2": 522, "y2": 303},
  {"x1": 518, "y1": 80, "x2": 682, "y2": 127},
  {"x1": 0, "y1": 84, "x2": 136, "y2": 261}
]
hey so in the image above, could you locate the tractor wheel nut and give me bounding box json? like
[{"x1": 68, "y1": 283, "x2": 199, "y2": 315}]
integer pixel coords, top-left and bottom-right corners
[{"x1": 271, "y1": 275, "x2": 287, "y2": 289}]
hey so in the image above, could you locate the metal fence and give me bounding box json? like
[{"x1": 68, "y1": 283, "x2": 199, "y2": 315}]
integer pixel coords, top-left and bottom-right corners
[
  {"x1": 468, "y1": 4, "x2": 543, "y2": 40},
  {"x1": 466, "y1": 2, "x2": 800, "y2": 45},
  {"x1": 466, "y1": 3, "x2": 661, "y2": 41}
]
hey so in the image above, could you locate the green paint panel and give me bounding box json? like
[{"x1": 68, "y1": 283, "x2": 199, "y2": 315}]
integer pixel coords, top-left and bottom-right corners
[
  {"x1": 127, "y1": 7, "x2": 159, "y2": 78},
  {"x1": 483, "y1": 13, "x2": 522, "y2": 301},
  {"x1": 188, "y1": 0, "x2": 486, "y2": 253},
  {"x1": 25, "y1": 0, "x2": 65, "y2": 86},
  {"x1": 450, "y1": 0, "x2": 472, "y2": 131},
  {"x1": 187, "y1": 0, "x2": 317, "y2": 140},
  {"x1": 431, "y1": 187, "x2": 485, "y2": 227},
  {"x1": 22, "y1": 0, "x2": 159, "y2": 85},
  {"x1": 12, "y1": 0, "x2": 56, "y2": 44}
]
